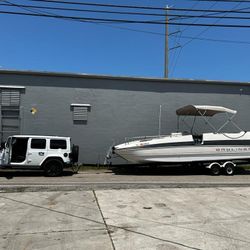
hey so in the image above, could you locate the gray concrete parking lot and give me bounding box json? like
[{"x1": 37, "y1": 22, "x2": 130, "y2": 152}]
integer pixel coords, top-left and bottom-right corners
[
  {"x1": 1, "y1": 186, "x2": 250, "y2": 249},
  {"x1": 1, "y1": 168, "x2": 250, "y2": 249}
]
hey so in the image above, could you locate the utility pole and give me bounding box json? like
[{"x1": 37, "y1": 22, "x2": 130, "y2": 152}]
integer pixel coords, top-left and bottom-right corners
[{"x1": 164, "y1": 6, "x2": 169, "y2": 78}]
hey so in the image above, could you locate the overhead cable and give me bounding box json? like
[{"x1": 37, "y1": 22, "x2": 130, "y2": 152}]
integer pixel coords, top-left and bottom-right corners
[
  {"x1": 3, "y1": 2, "x2": 250, "y2": 20},
  {"x1": 2, "y1": 9, "x2": 250, "y2": 28},
  {"x1": 30, "y1": 0, "x2": 250, "y2": 14}
]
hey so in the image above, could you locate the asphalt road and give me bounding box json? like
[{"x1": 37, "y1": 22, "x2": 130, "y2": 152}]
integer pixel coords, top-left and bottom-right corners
[{"x1": 1, "y1": 166, "x2": 250, "y2": 192}]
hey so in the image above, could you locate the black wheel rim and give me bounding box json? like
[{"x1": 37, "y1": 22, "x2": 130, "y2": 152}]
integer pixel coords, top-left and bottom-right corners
[{"x1": 46, "y1": 162, "x2": 61, "y2": 176}]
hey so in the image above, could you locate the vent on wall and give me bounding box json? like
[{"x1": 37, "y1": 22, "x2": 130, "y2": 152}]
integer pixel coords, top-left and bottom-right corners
[
  {"x1": 0, "y1": 87, "x2": 24, "y2": 142},
  {"x1": 1, "y1": 90, "x2": 20, "y2": 106},
  {"x1": 71, "y1": 104, "x2": 91, "y2": 124}
]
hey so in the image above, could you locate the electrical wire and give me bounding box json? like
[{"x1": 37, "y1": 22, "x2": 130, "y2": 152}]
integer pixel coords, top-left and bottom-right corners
[
  {"x1": 0, "y1": 2, "x2": 192, "y2": 18},
  {"x1": 4, "y1": 1, "x2": 250, "y2": 46},
  {"x1": 30, "y1": 0, "x2": 250, "y2": 14},
  {"x1": 2, "y1": 0, "x2": 250, "y2": 80},
  {"x1": 171, "y1": 1, "x2": 218, "y2": 77},
  {"x1": 169, "y1": 1, "x2": 200, "y2": 77},
  {"x1": 3, "y1": 2, "x2": 250, "y2": 20},
  {"x1": 2, "y1": 9, "x2": 250, "y2": 27},
  {"x1": 191, "y1": 0, "x2": 250, "y2": 2},
  {"x1": 171, "y1": 1, "x2": 243, "y2": 77},
  {"x1": 183, "y1": 2, "x2": 244, "y2": 47},
  {"x1": 172, "y1": 34, "x2": 250, "y2": 45},
  {"x1": 4, "y1": 0, "x2": 174, "y2": 36}
]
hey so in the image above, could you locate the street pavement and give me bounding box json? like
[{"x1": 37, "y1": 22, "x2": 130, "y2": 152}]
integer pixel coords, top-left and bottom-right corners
[{"x1": 1, "y1": 167, "x2": 250, "y2": 192}]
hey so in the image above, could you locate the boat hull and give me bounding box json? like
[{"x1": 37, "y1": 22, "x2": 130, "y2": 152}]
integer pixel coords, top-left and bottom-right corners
[{"x1": 114, "y1": 145, "x2": 250, "y2": 164}]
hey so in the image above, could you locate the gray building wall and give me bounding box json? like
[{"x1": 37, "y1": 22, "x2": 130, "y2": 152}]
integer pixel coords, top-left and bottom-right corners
[{"x1": 0, "y1": 70, "x2": 249, "y2": 164}]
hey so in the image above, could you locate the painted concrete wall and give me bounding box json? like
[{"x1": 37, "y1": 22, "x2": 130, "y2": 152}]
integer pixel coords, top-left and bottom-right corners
[{"x1": 0, "y1": 71, "x2": 249, "y2": 164}]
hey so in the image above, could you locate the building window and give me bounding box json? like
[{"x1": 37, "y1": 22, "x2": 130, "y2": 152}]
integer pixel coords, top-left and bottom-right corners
[
  {"x1": 50, "y1": 139, "x2": 67, "y2": 149},
  {"x1": 71, "y1": 104, "x2": 91, "y2": 124},
  {"x1": 31, "y1": 139, "x2": 46, "y2": 149}
]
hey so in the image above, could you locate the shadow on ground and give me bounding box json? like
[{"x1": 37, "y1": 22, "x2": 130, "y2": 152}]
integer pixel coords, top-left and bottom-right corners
[
  {"x1": 111, "y1": 165, "x2": 249, "y2": 176},
  {"x1": 0, "y1": 170, "x2": 74, "y2": 179},
  {"x1": 0, "y1": 166, "x2": 249, "y2": 178}
]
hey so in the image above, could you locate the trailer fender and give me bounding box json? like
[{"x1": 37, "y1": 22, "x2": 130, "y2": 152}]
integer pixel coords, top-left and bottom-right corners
[
  {"x1": 205, "y1": 162, "x2": 221, "y2": 169},
  {"x1": 206, "y1": 162, "x2": 222, "y2": 175},
  {"x1": 221, "y1": 161, "x2": 236, "y2": 168}
]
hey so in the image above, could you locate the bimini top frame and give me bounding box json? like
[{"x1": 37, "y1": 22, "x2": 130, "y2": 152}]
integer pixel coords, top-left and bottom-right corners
[
  {"x1": 176, "y1": 105, "x2": 237, "y2": 116},
  {"x1": 176, "y1": 105, "x2": 242, "y2": 134}
]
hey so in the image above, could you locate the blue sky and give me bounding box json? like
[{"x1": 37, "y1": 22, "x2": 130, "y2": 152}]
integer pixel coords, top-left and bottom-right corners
[{"x1": 1, "y1": 0, "x2": 250, "y2": 81}]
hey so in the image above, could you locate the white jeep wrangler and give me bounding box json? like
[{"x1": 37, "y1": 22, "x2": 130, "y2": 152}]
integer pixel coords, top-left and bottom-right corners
[{"x1": 0, "y1": 135, "x2": 79, "y2": 176}]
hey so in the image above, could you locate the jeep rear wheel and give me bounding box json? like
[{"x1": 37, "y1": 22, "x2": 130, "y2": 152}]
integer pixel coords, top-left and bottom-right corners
[{"x1": 44, "y1": 159, "x2": 63, "y2": 177}]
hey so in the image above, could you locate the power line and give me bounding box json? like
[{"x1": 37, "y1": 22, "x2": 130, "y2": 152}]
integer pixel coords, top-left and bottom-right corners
[
  {"x1": 4, "y1": 2, "x2": 250, "y2": 45},
  {"x1": 170, "y1": 6, "x2": 250, "y2": 14},
  {"x1": 30, "y1": 0, "x2": 250, "y2": 14},
  {"x1": 170, "y1": 1, "x2": 218, "y2": 77},
  {"x1": 17, "y1": 1, "x2": 250, "y2": 43},
  {"x1": 30, "y1": 0, "x2": 175, "y2": 11},
  {"x1": 4, "y1": 0, "x2": 170, "y2": 36},
  {"x1": 0, "y1": 2, "x2": 182, "y2": 18},
  {"x1": 4, "y1": 1, "x2": 250, "y2": 46},
  {"x1": 9, "y1": 3, "x2": 250, "y2": 20},
  {"x1": 173, "y1": 34, "x2": 250, "y2": 45},
  {"x1": 171, "y1": 1, "x2": 243, "y2": 77},
  {"x1": 191, "y1": 0, "x2": 250, "y2": 2},
  {"x1": 2, "y1": 9, "x2": 250, "y2": 28},
  {"x1": 169, "y1": 1, "x2": 200, "y2": 76},
  {"x1": 3, "y1": 2, "x2": 250, "y2": 20},
  {"x1": 6, "y1": 1, "x2": 250, "y2": 29},
  {"x1": 182, "y1": 1, "x2": 243, "y2": 48}
]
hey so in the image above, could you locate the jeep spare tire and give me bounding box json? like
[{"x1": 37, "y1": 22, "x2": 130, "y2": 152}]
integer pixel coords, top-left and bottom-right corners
[{"x1": 71, "y1": 145, "x2": 79, "y2": 163}]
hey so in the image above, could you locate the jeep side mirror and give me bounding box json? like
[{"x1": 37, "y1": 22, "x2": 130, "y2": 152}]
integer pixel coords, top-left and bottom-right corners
[{"x1": 1, "y1": 142, "x2": 5, "y2": 149}]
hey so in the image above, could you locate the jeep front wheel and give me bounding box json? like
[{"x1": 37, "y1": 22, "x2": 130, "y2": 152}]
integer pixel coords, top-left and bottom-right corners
[{"x1": 43, "y1": 159, "x2": 63, "y2": 177}]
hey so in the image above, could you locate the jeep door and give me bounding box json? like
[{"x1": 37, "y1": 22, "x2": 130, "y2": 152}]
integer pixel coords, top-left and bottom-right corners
[
  {"x1": 10, "y1": 137, "x2": 29, "y2": 164},
  {"x1": 26, "y1": 138, "x2": 48, "y2": 166}
]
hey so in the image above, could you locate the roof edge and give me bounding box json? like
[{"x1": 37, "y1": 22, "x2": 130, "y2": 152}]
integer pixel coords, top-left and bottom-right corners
[{"x1": 0, "y1": 69, "x2": 249, "y2": 86}]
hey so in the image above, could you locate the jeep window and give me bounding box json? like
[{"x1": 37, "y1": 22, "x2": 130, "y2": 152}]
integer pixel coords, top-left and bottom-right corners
[
  {"x1": 50, "y1": 139, "x2": 67, "y2": 149},
  {"x1": 31, "y1": 139, "x2": 46, "y2": 149}
]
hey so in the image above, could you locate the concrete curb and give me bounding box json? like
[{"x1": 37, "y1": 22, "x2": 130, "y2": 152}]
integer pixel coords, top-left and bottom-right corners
[{"x1": 1, "y1": 182, "x2": 250, "y2": 192}]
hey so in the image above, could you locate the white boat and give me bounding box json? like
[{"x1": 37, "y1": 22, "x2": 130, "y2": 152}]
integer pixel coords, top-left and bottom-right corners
[{"x1": 112, "y1": 105, "x2": 250, "y2": 175}]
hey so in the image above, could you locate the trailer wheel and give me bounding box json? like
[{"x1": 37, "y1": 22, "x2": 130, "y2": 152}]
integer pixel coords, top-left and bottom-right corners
[
  {"x1": 224, "y1": 162, "x2": 235, "y2": 176},
  {"x1": 44, "y1": 159, "x2": 63, "y2": 177},
  {"x1": 210, "y1": 163, "x2": 221, "y2": 176}
]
